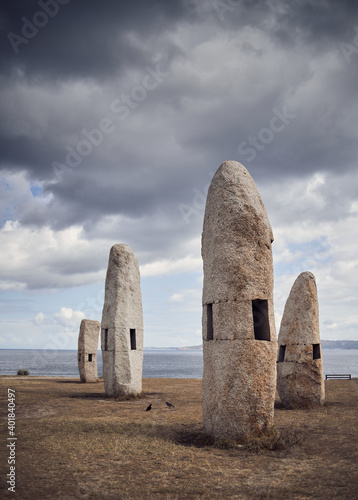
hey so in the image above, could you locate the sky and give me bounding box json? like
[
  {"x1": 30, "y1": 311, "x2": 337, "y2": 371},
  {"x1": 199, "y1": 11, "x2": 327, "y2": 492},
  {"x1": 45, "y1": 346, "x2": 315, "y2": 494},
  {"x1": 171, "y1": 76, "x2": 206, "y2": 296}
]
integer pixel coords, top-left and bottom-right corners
[{"x1": 0, "y1": 0, "x2": 357, "y2": 349}]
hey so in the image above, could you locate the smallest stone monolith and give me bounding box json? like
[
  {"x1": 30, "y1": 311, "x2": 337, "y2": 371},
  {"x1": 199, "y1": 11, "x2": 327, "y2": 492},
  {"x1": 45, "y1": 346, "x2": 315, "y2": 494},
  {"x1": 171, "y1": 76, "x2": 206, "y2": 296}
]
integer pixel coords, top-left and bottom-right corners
[
  {"x1": 78, "y1": 319, "x2": 101, "y2": 383},
  {"x1": 277, "y1": 271, "x2": 325, "y2": 408}
]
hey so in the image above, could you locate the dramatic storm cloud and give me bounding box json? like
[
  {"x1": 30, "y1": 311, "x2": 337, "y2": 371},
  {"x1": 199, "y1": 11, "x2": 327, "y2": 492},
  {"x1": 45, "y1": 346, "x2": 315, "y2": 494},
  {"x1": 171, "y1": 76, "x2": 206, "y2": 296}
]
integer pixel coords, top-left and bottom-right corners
[{"x1": 0, "y1": 0, "x2": 357, "y2": 347}]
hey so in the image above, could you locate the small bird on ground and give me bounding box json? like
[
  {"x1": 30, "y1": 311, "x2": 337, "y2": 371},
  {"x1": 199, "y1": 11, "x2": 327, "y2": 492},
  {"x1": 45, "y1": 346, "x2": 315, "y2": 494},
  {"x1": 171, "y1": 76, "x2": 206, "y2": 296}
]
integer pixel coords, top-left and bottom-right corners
[
  {"x1": 145, "y1": 404, "x2": 152, "y2": 411},
  {"x1": 165, "y1": 402, "x2": 175, "y2": 408}
]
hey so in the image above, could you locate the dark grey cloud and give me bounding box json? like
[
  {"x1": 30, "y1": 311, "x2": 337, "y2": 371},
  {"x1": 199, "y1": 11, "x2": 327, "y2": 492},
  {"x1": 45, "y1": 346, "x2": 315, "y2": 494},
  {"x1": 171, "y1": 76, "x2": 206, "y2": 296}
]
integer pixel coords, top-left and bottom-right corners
[
  {"x1": 214, "y1": 0, "x2": 358, "y2": 49},
  {"x1": 268, "y1": 0, "x2": 358, "y2": 47},
  {"x1": 1, "y1": 0, "x2": 358, "y2": 244},
  {"x1": 0, "y1": 0, "x2": 190, "y2": 79}
]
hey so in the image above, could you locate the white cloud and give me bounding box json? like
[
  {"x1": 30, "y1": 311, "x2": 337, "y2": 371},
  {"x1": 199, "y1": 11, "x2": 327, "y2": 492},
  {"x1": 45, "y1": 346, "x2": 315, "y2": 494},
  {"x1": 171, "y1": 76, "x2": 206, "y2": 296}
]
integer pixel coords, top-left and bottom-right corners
[
  {"x1": 140, "y1": 256, "x2": 202, "y2": 277},
  {"x1": 0, "y1": 220, "x2": 108, "y2": 290},
  {"x1": 350, "y1": 201, "x2": 358, "y2": 214},
  {"x1": 0, "y1": 305, "x2": 89, "y2": 350},
  {"x1": 169, "y1": 293, "x2": 184, "y2": 302},
  {"x1": 325, "y1": 321, "x2": 338, "y2": 330},
  {"x1": 34, "y1": 312, "x2": 46, "y2": 325},
  {"x1": 167, "y1": 288, "x2": 202, "y2": 312},
  {"x1": 260, "y1": 168, "x2": 358, "y2": 341},
  {"x1": 272, "y1": 218, "x2": 358, "y2": 340},
  {"x1": 54, "y1": 307, "x2": 85, "y2": 328}
]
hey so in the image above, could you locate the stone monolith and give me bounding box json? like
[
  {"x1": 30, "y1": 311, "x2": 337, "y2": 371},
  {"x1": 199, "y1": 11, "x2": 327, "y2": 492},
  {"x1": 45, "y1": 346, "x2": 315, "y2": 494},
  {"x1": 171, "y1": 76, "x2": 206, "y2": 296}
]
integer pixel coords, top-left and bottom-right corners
[
  {"x1": 77, "y1": 319, "x2": 101, "y2": 383},
  {"x1": 277, "y1": 271, "x2": 325, "y2": 408},
  {"x1": 101, "y1": 244, "x2": 143, "y2": 398},
  {"x1": 202, "y1": 160, "x2": 277, "y2": 440}
]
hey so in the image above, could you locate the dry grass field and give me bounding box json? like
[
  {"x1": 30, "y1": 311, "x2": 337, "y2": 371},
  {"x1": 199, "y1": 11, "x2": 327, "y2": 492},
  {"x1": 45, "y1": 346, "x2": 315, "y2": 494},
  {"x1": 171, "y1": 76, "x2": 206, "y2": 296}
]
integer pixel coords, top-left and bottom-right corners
[{"x1": 1, "y1": 376, "x2": 357, "y2": 499}]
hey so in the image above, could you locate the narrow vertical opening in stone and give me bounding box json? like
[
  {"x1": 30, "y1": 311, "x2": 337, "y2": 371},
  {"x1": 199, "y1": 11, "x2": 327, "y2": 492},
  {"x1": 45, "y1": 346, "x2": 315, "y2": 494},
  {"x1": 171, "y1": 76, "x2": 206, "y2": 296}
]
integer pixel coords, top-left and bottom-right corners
[
  {"x1": 78, "y1": 353, "x2": 81, "y2": 362},
  {"x1": 278, "y1": 345, "x2": 286, "y2": 362},
  {"x1": 104, "y1": 328, "x2": 108, "y2": 351},
  {"x1": 313, "y1": 343, "x2": 321, "y2": 360},
  {"x1": 88, "y1": 353, "x2": 93, "y2": 362},
  {"x1": 206, "y1": 303, "x2": 213, "y2": 340},
  {"x1": 252, "y1": 299, "x2": 270, "y2": 341},
  {"x1": 130, "y1": 329, "x2": 136, "y2": 350}
]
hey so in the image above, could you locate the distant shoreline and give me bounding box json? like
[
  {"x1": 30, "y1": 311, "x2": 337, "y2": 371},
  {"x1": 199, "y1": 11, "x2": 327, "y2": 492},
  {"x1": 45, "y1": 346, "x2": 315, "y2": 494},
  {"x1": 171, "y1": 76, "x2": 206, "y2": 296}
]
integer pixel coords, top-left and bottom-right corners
[
  {"x1": 1, "y1": 340, "x2": 358, "y2": 350},
  {"x1": 320, "y1": 340, "x2": 358, "y2": 350}
]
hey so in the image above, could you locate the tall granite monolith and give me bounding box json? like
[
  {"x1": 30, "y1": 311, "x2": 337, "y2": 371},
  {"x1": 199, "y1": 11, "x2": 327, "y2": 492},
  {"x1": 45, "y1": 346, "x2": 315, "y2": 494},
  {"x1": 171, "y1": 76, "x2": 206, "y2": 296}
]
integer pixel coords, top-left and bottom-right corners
[
  {"x1": 101, "y1": 244, "x2": 143, "y2": 398},
  {"x1": 277, "y1": 271, "x2": 325, "y2": 408},
  {"x1": 78, "y1": 319, "x2": 101, "y2": 383},
  {"x1": 202, "y1": 160, "x2": 277, "y2": 440}
]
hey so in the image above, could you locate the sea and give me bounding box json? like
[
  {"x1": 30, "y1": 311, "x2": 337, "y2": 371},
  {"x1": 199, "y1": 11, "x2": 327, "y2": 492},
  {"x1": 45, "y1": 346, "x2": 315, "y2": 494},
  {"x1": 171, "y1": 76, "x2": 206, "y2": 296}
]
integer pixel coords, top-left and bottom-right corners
[{"x1": 0, "y1": 348, "x2": 357, "y2": 378}]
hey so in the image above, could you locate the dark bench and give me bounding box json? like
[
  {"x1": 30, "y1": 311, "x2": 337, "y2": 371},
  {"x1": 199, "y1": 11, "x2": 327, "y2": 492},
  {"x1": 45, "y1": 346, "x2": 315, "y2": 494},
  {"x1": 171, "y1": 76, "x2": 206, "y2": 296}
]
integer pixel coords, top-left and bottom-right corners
[{"x1": 325, "y1": 374, "x2": 351, "y2": 380}]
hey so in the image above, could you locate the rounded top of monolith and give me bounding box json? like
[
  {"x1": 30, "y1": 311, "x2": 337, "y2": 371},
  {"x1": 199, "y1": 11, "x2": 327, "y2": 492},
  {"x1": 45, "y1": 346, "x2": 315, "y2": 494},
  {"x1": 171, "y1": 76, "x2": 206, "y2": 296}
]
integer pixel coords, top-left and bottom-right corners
[
  {"x1": 202, "y1": 160, "x2": 274, "y2": 301},
  {"x1": 208, "y1": 161, "x2": 272, "y2": 224},
  {"x1": 102, "y1": 243, "x2": 142, "y2": 329},
  {"x1": 278, "y1": 271, "x2": 320, "y2": 345},
  {"x1": 107, "y1": 244, "x2": 140, "y2": 275},
  {"x1": 110, "y1": 243, "x2": 135, "y2": 259}
]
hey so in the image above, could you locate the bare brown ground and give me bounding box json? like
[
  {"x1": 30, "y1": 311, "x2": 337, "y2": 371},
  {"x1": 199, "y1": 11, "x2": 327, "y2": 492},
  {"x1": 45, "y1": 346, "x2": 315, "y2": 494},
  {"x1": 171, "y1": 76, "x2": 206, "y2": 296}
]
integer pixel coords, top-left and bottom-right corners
[{"x1": 0, "y1": 377, "x2": 357, "y2": 499}]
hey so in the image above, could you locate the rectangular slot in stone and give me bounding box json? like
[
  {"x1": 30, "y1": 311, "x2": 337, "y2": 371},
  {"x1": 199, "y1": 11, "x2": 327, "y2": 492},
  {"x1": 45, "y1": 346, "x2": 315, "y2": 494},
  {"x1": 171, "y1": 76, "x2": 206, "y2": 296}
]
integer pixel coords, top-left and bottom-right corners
[
  {"x1": 104, "y1": 328, "x2": 108, "y2": 351},
  {"x1": 78, "y1": 353, "x2": 81, "y2": 362},
  {"x1": 313, "y1": 343, "x2": 321, "y2": 360},
  {"x1": 278, "y1": 344, "x2": 286, "y2": 363},
  {"x1": 252, "y1": 299, "x2": 270, "y2": 341},
  {"x1": 130, "y1": 329, "x2": 136, "y2": 350},
  {"x1": 206, "y1": 303, "x2": 213, "y2": 340},
  {"x1": 88, "y1": 353, "x2": 93, "y2": 362}
]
